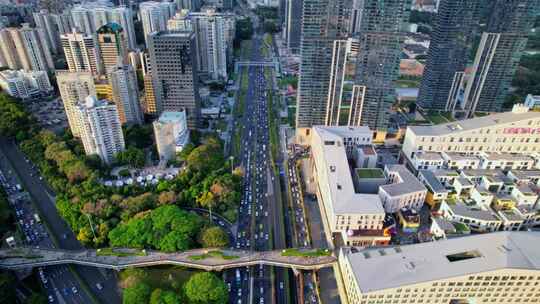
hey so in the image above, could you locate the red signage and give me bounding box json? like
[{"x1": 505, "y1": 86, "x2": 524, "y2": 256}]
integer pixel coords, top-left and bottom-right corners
[{"x1": 503, "y1": 127, "x2": 540, "y2": 134}]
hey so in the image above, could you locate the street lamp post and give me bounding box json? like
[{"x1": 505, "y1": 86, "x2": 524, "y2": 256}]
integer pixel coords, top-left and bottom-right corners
[
  {"x1": 85, "y1": 213, "x2": 97, "y2": 240},
  {"x1": 229, "y1": 156, "x2": 234, "y2": 174}
]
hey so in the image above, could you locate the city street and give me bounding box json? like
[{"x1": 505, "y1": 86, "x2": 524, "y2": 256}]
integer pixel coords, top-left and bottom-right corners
[
  {"x1": 0, "y1": 151, "x2": 94, "y2": 304},
  {"x1": 0, "y1": 139, "x2": 121, "y2": 304}
]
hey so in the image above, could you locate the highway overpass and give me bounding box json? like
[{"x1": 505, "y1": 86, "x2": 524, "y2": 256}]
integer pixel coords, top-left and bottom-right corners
[{"x1": 0, "y1": 247, "x2": 336, "y2": 272}]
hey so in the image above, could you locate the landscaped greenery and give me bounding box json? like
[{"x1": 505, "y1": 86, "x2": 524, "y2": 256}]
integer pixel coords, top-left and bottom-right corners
[
  {"x1": 188, "y1": 250, "x2": 239, "y2": 261},
  {"x1": 281, "y1": 248, "x2": 331, "y2": 257},
  {"x1": 425, "y1": 113, "x2": 450, "y2": 125},
  {"x1": 452, "y1": 222, "x2": 470, "y2": 234},
  {"x1": 184, "y1": 272, "x2": 228, "y2": 304},
  {"x1": 199, "y1": 226, "x2": 229, "y2": 248},
  {"x1": 356, "y1": 168, "x2": 385, "y2": 179},
  {"x1": 96, "y1": 248, "x2": 147, "y2": 257},
  {"x1": 0, "y1": 93, "x2": 242, "y2": 249},
  {"x1": 279, "y1": 75, "x2": 298, "y2": 90},
  {"x1": 265, "y1": 67, "x2": 279, "y2": 161}
]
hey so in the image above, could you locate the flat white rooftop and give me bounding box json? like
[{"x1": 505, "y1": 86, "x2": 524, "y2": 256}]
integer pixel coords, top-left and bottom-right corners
[
  {"x1": 313, "y1": 126, "x2": 385, "y2": 215},
  {"x1": 346, "y1": 232, "x2": 540, "y2": 293},
  {"x1": 409, "y1": 110, "x2": 540, "y2": 136}
]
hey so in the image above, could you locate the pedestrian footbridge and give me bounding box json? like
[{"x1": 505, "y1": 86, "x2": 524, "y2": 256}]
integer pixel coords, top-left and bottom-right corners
[{"x1": 0, "y1": 247, "x2": 336, "y2": 272}]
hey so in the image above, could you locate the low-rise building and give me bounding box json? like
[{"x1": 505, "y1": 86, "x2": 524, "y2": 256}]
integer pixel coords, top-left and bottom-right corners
[
  {"x1": 410, "y1": 151, "x2": 444, "y2": 171},
  {"x1": 153, "y1": 111, "x2": 190, "y2": 162},
  {"x1": 379, "y1": 165, "x2": 427, "y2": 213},
  {"x1": 397, "y1": 208, "x2": 420, "y2": 233},
  {"x1": 418, "y1": 170, "x2": 448, "y2": 208},
  {"x1": 0, "y1": 69, "x2": 52, "y2": 99},
  {"x1": 441, "y1": 152, "x2": 480, "y2": 170},
  {"x1": 355, "y1": 145, "x2": 377, "y2": 168},
  {"x1": 440, "y1": 201, "x2": 502, "y2": 232},
  {"x1": 339, "y1": 232, "x2": 540, "y2": 304},
  {"x1": 479, "y1": 152, "x2": 535, "y2": 170},
  {"x1": 525, "y1": 94, "x2": 540, "y2": 110},
  {"x1": 310, "y1": 126, "x2": 390, "y2": 247}
]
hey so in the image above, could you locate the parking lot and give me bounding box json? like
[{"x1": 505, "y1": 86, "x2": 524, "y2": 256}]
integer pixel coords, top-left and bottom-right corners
[{"x1": 24, "y1": 97, "x2": 68, "y2": 133}]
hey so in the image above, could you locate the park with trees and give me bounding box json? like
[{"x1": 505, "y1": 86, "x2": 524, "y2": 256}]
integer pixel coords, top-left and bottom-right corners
[{"x1": 0, "y1": 92, "x2": 240, "y2": 251}]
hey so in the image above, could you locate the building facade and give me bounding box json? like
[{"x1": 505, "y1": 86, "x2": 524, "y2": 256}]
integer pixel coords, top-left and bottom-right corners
[
  {"x1": 284, "y1": 0, "x2": 302, "y2": 54},
  {"x1": 139, "y1": 1, "x2": 176, "y2": 45},
  {"x1": 352, "y1": 0, "x2": 409, "y2": 131},
  {"x1": 461, "y1": 0, "x2": 537, "y2": 115},
  {"x1": 295, "y1": 0, "x2": 350, "y2": 130},
  {"x1": 417, "y1": 0, "x2": 479, "y2": 111},
  {"x1": 33, "y1": 10, "x2": 62, "y2": 54},
  {"x1": 0, "y1": 25, "x2": 54, "y2": 72},
  {"x1": 76, "y1": 96, "x2": 125, "y2": 164},
  {"x1": 153, "y1": 110, "x2": 190, "y2": 162},
  {"x1": 70, "y1": 4, "x2": 137, "y2": 49},
  {"x1": 190, "y1": 8, "x2": 235, "y2": 81},
  {"x1": 97, "y1": 23, "x2": 129, "y2": 74},
  {"x1": 61, "y1": 30, "x2": 100, "y2": 76},
  {"x1": 0, "y1": 69, "x2": 53, "y2": 99},
  {"x1": 108, "y1": 63, "x2": 143, "y2": 125},
  {"x1": 148, "y1": 31, "x2": 200, "y2": 129},
  {"x1": 339, "y1": 232, "x2": 540, "y2": 304},
  {"x1": 403, "y1": 105, "x2": 540, "y2": 163},
  {"x1": 56, "y1": 71, "x2": 96, "y2": 137}
]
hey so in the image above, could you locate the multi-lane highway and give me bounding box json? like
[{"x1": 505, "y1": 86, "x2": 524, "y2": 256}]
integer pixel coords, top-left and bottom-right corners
[
  {"x1": 0, "y1": 151, "x2": 95, "y2": 304},
  {"x1": 0, "y1": 139, "x2": 121, "y2": 304}
]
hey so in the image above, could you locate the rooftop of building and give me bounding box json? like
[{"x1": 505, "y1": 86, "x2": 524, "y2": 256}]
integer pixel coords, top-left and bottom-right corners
[
  {"x1": 360, "y1": 145, "x2": 376, "y2": 156},
  {"x1": 355, "y1": 168, "x2": 385, "y2": 179},
  {"x1": 380, "y1": 165, "x2": 427, "y2": 197},
  {"x1": 408, "y1": 106, "x2": 540, "y2": 137},
  {"x1": 345, "y1": 232, "x2": 540, "y2": 293},
  {"x1": 461, "y1": 169, "x2": 505, "y2": 178},
  {"x1": 414, "y1": 151, "x2": 443, "y2": 161},
  {"x1": 312, "y1": 126, "x2": 384, "y2": 215},
  {"x1": 97, "y1": 22, "x2": 123, "y2": 34},
  {"x1": 419, "y1": 170, "x2": 447, "y2": 193},
  {"x1": 431, "y1": 169, "x2": 460, "y2": 178},
  {"x1": 442, "y1": 152, "x2": 480, "y2": 162},
  {"x1": 449, "y1": 202, "x2": 500, "y2": 221},
  {"x1": 510, "y1": 170, "x2": 540, "y2": 181},
  {"x1": 432, "y1": 217, "x2": 456, "y2": 232},
  {"x1": 482, "y1": 152, "x2": 534, "y2": 162},
  {"x1": 157, "y1": 111, "x2": 186, "y2": 123}
]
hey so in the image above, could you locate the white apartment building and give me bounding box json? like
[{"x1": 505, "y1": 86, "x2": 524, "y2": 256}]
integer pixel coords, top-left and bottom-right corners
[
  {"x1": 76, "y1": 96, "x2": 125, "y2": 164},
  {"x1": 478, "y1": 152, "x2": 535, "y2": 170},
  {"x1": 108, "y1": 63, "x2": 143, "y2": 125},
  {"x1": 70, "y1": 4, "x2": 137, "y2": 49},
  {"x1": 378, "y1": 165, "x2": 427, "y2": 213},
  {"x1": 139, "y1": 1, "x2": 176, "y2": 44},
  {"x1": 153, "y1": 111, "x2": 190, "y2": 162},
  {"x1": 411, "y1": 151, "x2": 444, "y2": 171},
  {"x1": 441, "y1": 152, "x2": 481, "y2": 170},
  {"x1": 0, "y1": 70, "x2": 52, "y2": 99},
  {"x1": 57, "y1": 71, "x2": 96, "y2": 137},
  {"x1": 61, "y1": 30, "x2": 100, "y2": 76},
  {"x1": 339, "y1": 232, "x2": 540, "y2": 304},
  {"x1": 189, "y1": 7, "x2": 235, "y2": 80},
  {"x1": 403, "y1": 104, "x2": 540, "y2": 162},
  {"x1": 310, "y1": 126, "x2": 389, "y2": 247}
]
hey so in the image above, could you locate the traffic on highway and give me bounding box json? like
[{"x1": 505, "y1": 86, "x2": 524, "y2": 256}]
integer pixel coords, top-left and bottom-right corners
[{"x1": 0, "y1": 153, "x2": 93, "y2": 304}]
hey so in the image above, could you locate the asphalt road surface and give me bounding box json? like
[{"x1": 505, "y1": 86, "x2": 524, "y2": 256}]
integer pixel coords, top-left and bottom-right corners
[{"x1": 0, "y1": 138, "x2": 121, "y2": 304}]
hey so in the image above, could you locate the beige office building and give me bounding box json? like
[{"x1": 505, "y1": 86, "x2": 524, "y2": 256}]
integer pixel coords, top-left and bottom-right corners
[
  {"x1": 56, "y1": 71, "x2": 96, "y2": 137},
  {"x1": 97, "y1": 23, "x2": 129, "y2": 74},
  {"x1": 339, "y1": 231, "x2": 540, "y2": 304},
  {"x1": 403, "y1": 104, "x2": 540, "y2": 163}
]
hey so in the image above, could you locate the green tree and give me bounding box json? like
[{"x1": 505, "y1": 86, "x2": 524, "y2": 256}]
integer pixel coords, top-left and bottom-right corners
[
  {"x1": 235, "y1": 18, "x2": 253, "y2": 41},
  {"x1": 123, "y1": 283, "x2": 151, "y2": 304},
  {"x1": 184, "y1": 272, "x2": 228, "y2": 304},
  {"x1": 200, "y1": 226, "x2": 229, "y2": 248},
  {"x1": 150, "y1": 288, "x2": 181, "y2": 304},
  {"x1": 116, "y1": 147, "x2": 145, "y2": 168},
  {"x1": 0, "y1": 271, "x2": 16, "y2": 304}
]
